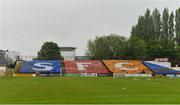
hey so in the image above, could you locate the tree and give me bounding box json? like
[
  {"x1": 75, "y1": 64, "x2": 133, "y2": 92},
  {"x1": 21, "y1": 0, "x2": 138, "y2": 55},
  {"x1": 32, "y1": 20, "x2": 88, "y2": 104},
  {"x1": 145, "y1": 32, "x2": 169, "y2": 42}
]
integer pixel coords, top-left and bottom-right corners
[
  {"x1": 127, "y1": 37, "x2": 147, "y2": 60},
  {"x1": 130, "y1": 7, "x2": 179, "y2": 64},
  {"x1": 168, "y1": 12, "x2": 175, "y2": 40},
  {"x1": 176, "y1": 8, "x2": 180, "y2": 45},
  {"x1": 175, "y1": 46, "x2": 180, "y2": 61},
  {"x1": 161, "y1": 8, "x2": 169, "y2": 39},
  {"x1": 37, "y1": 42, "x2": 63, "y2": 60},
  {"x1": 131, "y1": 9, "x2": 155, "y2": 42},
  {"x1": 106, "y1": 35, "x2": 127, "y2": 59},
  {"x1": 86, "y1": 40, "x2": 96, "y2": 58},
  {"x1": 144, "y1": 9, "x2": 155, "y2": 41},
  {"x1": 152, "y1": 8, "x2": 161, "y2": 40},
  {"x1": 86, "y1": 34, "x2": 127, "y2": 60},
  {"x1": 131, "y1": 25, "x2": 136, "y2": 38},
  {"x1": 146, "y1": 40, "x2": 162, "y2": 60},
  {"x1": 131, "y1": 16, "x2": 145, "y2": 40}
]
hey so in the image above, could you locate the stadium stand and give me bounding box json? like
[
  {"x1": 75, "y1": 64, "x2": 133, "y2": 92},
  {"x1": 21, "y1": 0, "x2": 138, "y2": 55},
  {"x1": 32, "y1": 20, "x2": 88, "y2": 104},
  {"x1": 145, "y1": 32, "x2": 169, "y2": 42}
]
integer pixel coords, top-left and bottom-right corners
[
  {"x1": 64, "y1": 60, "x2": 111, "y2": 76},
  {"x1": 143, "y1": 61, "x2": 180, "y2": 75},
  {"x1": 103, "y1": 60, "x2": 152, "y2": 77},
  {"x1": 19, "y1": 60, "x2": 62, "y2": 74}
]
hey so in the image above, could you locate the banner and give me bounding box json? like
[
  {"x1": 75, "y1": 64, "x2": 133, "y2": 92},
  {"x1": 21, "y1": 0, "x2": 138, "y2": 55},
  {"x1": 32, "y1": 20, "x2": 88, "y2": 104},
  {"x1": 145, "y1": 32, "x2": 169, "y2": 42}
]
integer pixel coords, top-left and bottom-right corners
[
  {"x1": 64, "y1": 60, "x2": 110, "y2": 74},
  {"x1": 20, "y1": 60, "x2": 61, "y2": 73},
  {"x1": 103, "y1": 60, "x2": 152, "y2": 74},
  {"x1": 143, "y1": 61, "x2": 177, "y2": 74}
]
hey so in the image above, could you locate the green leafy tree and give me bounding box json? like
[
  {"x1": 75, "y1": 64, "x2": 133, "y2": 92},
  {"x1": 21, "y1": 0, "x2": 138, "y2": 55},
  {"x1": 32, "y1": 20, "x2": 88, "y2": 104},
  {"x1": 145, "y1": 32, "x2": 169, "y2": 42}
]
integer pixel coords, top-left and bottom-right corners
[
  {"x1": 176, "y1": 8, "x2": 180, "y2": 45},
  {"x1": 136, "y1": 16, "x2": 145, "y2": 40},
  {"x1": 168, "y1": 12, "x2": 175, "y2": 40},
  {"x1": 37, "y1": 42, "x2": 63, "y2": 60},
  {"x1": 175, "y1": 46, "x2": 180, "y2": 61},
  {"x1": 146, "y1": 40, "x2": 162, "y2": 59},
  {"x1": 127, "y1": 37, "x2": 147, "y2": 60},
  {"x1": 86, "y1": 34, "x2": 127, "y2": 60},
  {"x1": 152, "y1": 8, "x2": 161, "y2": 40},
  {"x1": 106, "y1": 35, "x2": 127, "y2": 59},
  {"x1": 161, "y1": 8, "x2": 169, "y2": 39},
  {"x1": 144, "y1": 9, "x2": 155, "y2": 41},
  {"x1": 130, "y1": 7, "x2": 179, "y2": 64},
  {"x1": 131, "y1": 9, "x2": 155, "y2": 42},
  {"x1": 131, "y1": 25, "x2": 136, "y2": 38}
]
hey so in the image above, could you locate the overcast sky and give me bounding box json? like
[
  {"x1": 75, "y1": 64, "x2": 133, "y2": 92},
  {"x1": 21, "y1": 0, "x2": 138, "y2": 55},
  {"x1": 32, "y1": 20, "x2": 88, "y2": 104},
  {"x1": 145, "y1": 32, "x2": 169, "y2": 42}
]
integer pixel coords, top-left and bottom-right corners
[{"x1": 0, "y1": 0, "x2": 179, "y2": 56}]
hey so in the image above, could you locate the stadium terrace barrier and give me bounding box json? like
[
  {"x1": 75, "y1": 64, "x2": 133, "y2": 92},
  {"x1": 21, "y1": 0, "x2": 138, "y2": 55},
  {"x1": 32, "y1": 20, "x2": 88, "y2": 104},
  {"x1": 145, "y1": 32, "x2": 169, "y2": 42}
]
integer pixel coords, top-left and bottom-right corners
[
  {"x1": 176, "y1": 75, "x2": 180, "y2": 77},
  {"x1": 143, "y1": 61, "x2": 178, "y2": 75},
  {"x1": 113, "y1": 73, "x2": 125, "y2": 78},
  {"x1": 166, "y1": 74, "x2": 176, "y2": 78},
  {"x1": 125, "y1": 74, "x2": 152, "y2": 77},
  {"x1": 166, "y1": 74, "x2": 180, "y2": 78},
  {"x1": 64, "y1": 60, "x2": 111, "y2": 76},
  {"x1": 64, "y1": 73, "x2": 81, "y2": 76},
  {"x1": 81, "y1": 73, "x2": 98, "y2": 77},
  {"x1": 171, "y1": 67, "x2": 180, "y2": 71},
  {"x1": 40, "y1": 74, "x2": 61, "y2": 77},
  {"x1": 13, "y1": 73, "x2": 36, "y2": 77},
  {"x1": 103, "y1": 60, "x2": 152, "y2": 77},
  {"x1": 19, "y1": 60, "x2": 62, "y2": 75}
]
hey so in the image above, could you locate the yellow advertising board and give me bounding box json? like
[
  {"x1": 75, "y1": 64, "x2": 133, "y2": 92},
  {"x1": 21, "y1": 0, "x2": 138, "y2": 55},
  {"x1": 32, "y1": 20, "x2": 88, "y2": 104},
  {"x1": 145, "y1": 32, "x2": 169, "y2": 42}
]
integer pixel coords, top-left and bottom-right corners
[
  {"x1": 103, "y1": 60, "x2": 152, "y2": 74},
  {"x1": 13, "y1": 73, "x2": 35, "y2": 77}
]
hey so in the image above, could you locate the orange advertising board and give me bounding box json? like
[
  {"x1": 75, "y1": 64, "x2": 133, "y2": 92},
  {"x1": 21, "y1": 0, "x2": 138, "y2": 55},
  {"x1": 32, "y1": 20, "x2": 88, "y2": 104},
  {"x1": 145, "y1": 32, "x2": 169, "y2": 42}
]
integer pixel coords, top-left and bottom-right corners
[{"x1": 103, "y1": 60, "x2": 152, "y2": 74}]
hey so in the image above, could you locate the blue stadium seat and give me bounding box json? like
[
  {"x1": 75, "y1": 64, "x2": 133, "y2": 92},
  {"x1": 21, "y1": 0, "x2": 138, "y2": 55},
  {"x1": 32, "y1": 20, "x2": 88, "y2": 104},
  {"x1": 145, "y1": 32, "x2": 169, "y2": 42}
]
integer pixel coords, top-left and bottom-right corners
[{"x1": 143, "y1": 62, "x2": 177, "y2": 74}]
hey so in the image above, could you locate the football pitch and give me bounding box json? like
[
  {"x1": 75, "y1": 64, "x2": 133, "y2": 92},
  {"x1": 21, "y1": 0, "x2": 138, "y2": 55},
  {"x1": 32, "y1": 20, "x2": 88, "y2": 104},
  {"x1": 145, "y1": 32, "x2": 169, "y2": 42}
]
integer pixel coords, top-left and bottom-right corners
[{"x1": 0, "y1": 77, "x2": 180, "y2": 104}]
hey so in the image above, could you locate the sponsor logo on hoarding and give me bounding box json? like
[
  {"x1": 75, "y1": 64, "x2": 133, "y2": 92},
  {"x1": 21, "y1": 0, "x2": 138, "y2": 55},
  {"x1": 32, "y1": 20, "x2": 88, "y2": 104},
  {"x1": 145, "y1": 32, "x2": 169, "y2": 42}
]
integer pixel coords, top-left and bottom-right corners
[{"x1": 114, "y1": 62, "x2": 138, "y2": 71}]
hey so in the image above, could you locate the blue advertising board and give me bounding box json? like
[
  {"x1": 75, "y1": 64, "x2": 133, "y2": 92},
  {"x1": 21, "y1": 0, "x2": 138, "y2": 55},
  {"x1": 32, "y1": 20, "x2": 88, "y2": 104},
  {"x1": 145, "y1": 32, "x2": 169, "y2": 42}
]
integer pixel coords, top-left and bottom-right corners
[{"x1": 20, "y1": 60, "x2": 61, "y2": 74}]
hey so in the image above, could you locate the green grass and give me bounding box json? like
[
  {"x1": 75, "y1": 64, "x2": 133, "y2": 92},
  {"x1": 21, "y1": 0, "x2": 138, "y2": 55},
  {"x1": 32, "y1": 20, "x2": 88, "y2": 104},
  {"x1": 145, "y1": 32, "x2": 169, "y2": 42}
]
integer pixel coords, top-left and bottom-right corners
[{"x1": 0, "y1": 77, "x2": 180, "y2": 104}]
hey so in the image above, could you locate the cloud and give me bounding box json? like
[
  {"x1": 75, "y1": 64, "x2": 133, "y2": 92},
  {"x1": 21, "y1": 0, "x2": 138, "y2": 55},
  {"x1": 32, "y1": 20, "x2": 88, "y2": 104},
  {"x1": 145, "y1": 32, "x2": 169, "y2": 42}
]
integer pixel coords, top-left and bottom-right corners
[{"x1": 1, "y1": 0, "x2": 179, "y2": 55}]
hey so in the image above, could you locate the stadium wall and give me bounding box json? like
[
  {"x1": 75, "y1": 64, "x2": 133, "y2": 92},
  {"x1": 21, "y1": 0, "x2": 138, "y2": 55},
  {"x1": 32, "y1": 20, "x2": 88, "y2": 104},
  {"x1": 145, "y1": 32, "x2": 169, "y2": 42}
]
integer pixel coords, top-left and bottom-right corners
[{"x1": 64, "y1": 73, "x2": 81, "y2": 76}]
